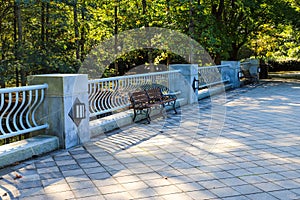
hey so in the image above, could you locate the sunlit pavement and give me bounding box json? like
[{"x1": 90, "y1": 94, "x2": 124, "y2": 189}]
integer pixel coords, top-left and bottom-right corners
[{"x1": 1, "y1": 79, "x2": 300, "y2": 200}]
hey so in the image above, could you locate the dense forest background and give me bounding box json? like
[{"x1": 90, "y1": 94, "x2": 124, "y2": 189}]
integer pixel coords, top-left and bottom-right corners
[{"x1": 0, "y1": 0, "x2": 299, "y2": 87}]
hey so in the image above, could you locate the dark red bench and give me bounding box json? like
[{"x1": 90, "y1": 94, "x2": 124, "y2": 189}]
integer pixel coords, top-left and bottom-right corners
[{"x1": 129, "y1": 88, "x2": 177, "y2": 123}]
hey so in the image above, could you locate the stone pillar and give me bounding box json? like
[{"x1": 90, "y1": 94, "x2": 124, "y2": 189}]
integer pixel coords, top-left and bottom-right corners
[
  {"x1": 221, "y1": 61, "x2": 241, "y2": 88},
  {"x1": 249, "y1": 59, "x2": 260, "y2": 79},
  {"x1": 28, "y1": 74, "x2": 90, "y2": 149},
  {"x1": 170, "y1": 64, "x2": 198, "y2": 104}
]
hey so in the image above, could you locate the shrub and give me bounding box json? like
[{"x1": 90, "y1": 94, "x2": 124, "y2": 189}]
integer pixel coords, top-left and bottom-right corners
[{"x1": 267, "y1": 59, "x2": 300, "y2": 72}]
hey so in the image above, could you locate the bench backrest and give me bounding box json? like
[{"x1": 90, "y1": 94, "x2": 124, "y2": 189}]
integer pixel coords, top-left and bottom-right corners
[{"x1": 146, "y1": 88, "x2": 162, "y2": 103}]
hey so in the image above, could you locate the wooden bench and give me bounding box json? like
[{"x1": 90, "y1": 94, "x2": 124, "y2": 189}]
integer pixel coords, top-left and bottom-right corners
[
  {"x1": 146, "y1": 88, "x2": 177, "y2": 113},
  {"x1": 129, "y1": 88, "x2": 177, "y2": 123},
  {"x1": 241, "y1": 69, "x2": 259, "y2": 84}
]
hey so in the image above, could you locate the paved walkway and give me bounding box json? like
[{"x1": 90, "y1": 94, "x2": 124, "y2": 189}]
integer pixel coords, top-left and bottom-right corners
[{"x1": 1, "y1": 79, "x2": 300, "y2": 200}]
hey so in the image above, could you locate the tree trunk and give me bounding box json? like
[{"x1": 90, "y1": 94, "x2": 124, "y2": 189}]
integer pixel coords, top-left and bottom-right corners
[
  {"x1": 188, "y1": 0, "x2": 194, "y2": 63},
  {"x1": 13, "y1": 4, "x2": 18, "y2": 86},
  {"x1": 215, "y1": 53, "x2": 221, "y2": 65},
  {"x1": 80, "y1": 6, "x2": 85, "y2": 62},
  {"x1": 14, "y1": 2, "x2": 23, "y2": 86},
  {"x1": 142, "y1": 0, "x2": 146, "y2": 15},
  {"x1": 142, "y1": 0, "x2": 148, "y2": 26},
  {"x1": 41, "y1": 1, "x2": 45, "y2": 45},
  {"x1": 217, "y1": 0, "x2": 224, "y2": 22},
  {"x1": 46, "y1": 2, "x2": 49, "y2": 42},
  {"x1": 73, "y1": 0, "x2": 80, "y2": 60},
  {"x1": 0, "y1": 22, "x2": 5, "y2": 88},
  {"x1": 230, "y1": 44, "x2": 240, "y2": 61},
  {"x1": 114, "y1": 1, "x2": 118, "y2": 75},
  {"x1": 16, "y1": 3, "x2": 26, "y2": 86}
]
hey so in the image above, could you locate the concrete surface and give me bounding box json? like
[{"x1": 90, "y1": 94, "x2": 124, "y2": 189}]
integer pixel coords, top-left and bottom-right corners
[{"x1": 1, "y1": 79, "x2": 300, "y2": 200}]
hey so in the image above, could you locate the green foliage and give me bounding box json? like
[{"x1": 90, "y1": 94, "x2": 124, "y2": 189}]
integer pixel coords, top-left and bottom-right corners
[
  {"x1": 0, "y1": 0, "x2": 299, "y2": 87},
  {"x1": 267, "y1": 58, "x2": 300, "y2": 72}
]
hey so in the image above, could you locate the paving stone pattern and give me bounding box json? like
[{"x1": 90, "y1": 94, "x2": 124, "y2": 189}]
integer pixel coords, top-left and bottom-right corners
[{"x1": 1, "y1": 79, "x2": 300, "y2": 200}]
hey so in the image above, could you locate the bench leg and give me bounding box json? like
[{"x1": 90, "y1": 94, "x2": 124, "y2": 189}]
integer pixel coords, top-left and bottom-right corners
[
  {"x1": 146, "y1": 108, "x2": 151, "y2": 123},
  {"x1": 133, "y1": 109, "x2": 137, "y2": 122},
  {"x1": 160, "y1": 104, "x2": 166, "y2": 118},
  {"x1": 173, "y1": 100, "x2": 177, "y2": 114}
]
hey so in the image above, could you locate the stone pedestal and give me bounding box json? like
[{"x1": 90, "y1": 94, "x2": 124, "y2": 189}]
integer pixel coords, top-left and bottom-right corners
[
  {"x1": 249, "y1": 59, "x2": 260, "y2": 79},
  {"x1": 170, "y1": 64, "x2": 198, "y2": 104},
  {"x1": 28, "y1": 74, "x2": 90, "y2": 149},
  {"x1": 221, "y1": 61, "x2": 241, "y2": 88}
]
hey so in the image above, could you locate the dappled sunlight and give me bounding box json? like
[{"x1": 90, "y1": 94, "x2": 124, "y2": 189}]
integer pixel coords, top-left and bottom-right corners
[
  {"x1": 292, "y1": 86, "x2": 300, "y2": 89},
  {"x1": 209, "y1": 138, "x2": 246, "y2": 153},
  {"x1": 141, "y1": 135, "x2": 173, "y2": 146},
  {"x1": 287, "y1": 103, "x2": 300, "y2": 106},
  {"x1": 261, "y1": 105, "x2": 292, "y2": 113}
]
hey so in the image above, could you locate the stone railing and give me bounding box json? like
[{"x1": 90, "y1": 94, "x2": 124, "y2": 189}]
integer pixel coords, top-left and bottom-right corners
[
  {"x1": 0, "y1": 84, "x2": 48, "y2": 141},
  {"x1": 23, "y1": 60, "x2": 256, "y2": 149},
  {"x1": 88, "y1": 70, "x2": 181, "y2": 118}
]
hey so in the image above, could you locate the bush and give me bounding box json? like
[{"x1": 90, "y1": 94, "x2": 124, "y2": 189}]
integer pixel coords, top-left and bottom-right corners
[{"x1": 267, "y1": 59, "x2": 300, "y2": 72}]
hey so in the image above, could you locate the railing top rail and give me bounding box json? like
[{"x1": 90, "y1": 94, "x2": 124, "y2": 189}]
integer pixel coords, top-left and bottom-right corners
[
  {"x1": 198, "y1": 64, "x2": 230, "y2": 70},
  {"x1": 240, "y1": 61, "x2": 251, "y2": 65},
  {"x1": 88, "y1": 70, "x2": 181, "y2": 83},
  {"x1": 0, "y1": 83, "x2": 48, "y2": 94}
]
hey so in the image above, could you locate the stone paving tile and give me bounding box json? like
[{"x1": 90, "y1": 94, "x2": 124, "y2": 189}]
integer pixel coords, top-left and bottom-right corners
[
  {"x1": 259, "y1": 172, "x2": 286, "y2": 182},
  {"x1": 269, "y1": 190, "x2": 300, "y2": 200},
  {"x1": 254, "y1": 182, "x2": 284, "y2": 192},
  {"x1": 246, "y1": 192, "x2": 278, "y2": 200},
  {"x1": 187, "y1": 189, "x2": 217, "y2": 199},
  {"x1": 114, "y1": 174, "x2": 141, "y2": 184},
  {"x1": 209, "y1": 187, "x2": 240, "y2": 198},
  {"x1": 279, "y1": 170, "x2": 300, "y2": 179},
  {"x1": 219, "y1": 177, "x2": 248, "y2": 187},
  {"x1": 87, "y1": 171, "x2": 111, "y2": 180},
  {"x1": 77, "y1": 196, "x2": 105, "y2": 200},
  {"x1": 79, "y1": 162, "x2": 102, "y2": 169},
  {"x1": 212, "y1": 171, "x2": 234, "y2": 179},
  {"x1": 20, "y1": 194, "x2": 51, "y2": 200},
  {"x1": 83, "y1": 166, "x2": 107, "y2": 174},
  {"x1": 103, "y1": 191, "x2": 133, "y2": 200},
  {"x1": 59, "y1": 164, "x2": 81, "y2": 171},
  {"x1": 198, "y1": 179, "x2": 227, "y2": 189},
  {"x1": 73, "y1": 187, "x2": 101, "y2": 198},
  {"x1": 69, "y1": 180, "x2": 96, "y2": 190},
  {"x1": 44, "y1": 183, "x2": 71, "y2": 193},
  {"x1": 273, "y1": 179, "x2": 300, "y2": 189},
  {"x1": 143, "y1": 178, "x2": 173, "y2": 188},
  {"x1": 232, "y1": 184, "x2": 262, "y2": 195},
  {"x1": 162, "y1": 193, "x2": 193, "y2": 200},
  {"x1": 17, "y1": 187, "x2": 45, "y2": 198},
  {"x1": 92, "y1": 177, "x2": 119, "y2": 187},
  {"x1": 175, "y1": 182, "x2": 205, "y2": 192},
  {"x1": 62, "y1": 169, "x2": 85, "y2": 177},
  {"x1": 153, "y1": 185, "x2": 182, "y2": 195},
  {"x1": 98, "y1": 184, "x2": 126, "y2": 195},
  {"x1": 222, "y1": 196, "x2": 250, "y2": 200},
  {"x1": 121, "y1": 181, "x2": 148, "y2": 191},
  {"x1": 239, "y1": 175, "x2": 269, "y2": 184},
  {"x1": 65, "y1": 174, "x2": 91, "y2": 183},
  {"x1": 16, "y1": 180, "x2": 43, "y2": 190},
  {"x1": 128, "y1": 187, "x2": 158, "y2": 199}
]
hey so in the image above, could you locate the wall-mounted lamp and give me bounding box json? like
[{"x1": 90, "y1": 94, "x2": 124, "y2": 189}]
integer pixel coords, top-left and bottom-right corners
[
  {"x1": 257, "y1": 67, "x2": 261, "y2": 73},
  {"x1": 192, "y1": 77, "x2": 199, "y2": 92},
  {"x1": 74, "y1": 102, "x2": 86, "y2": 119},
  {"x1": 69, "y1": 98, "x2": 86, "y2": 127}
]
